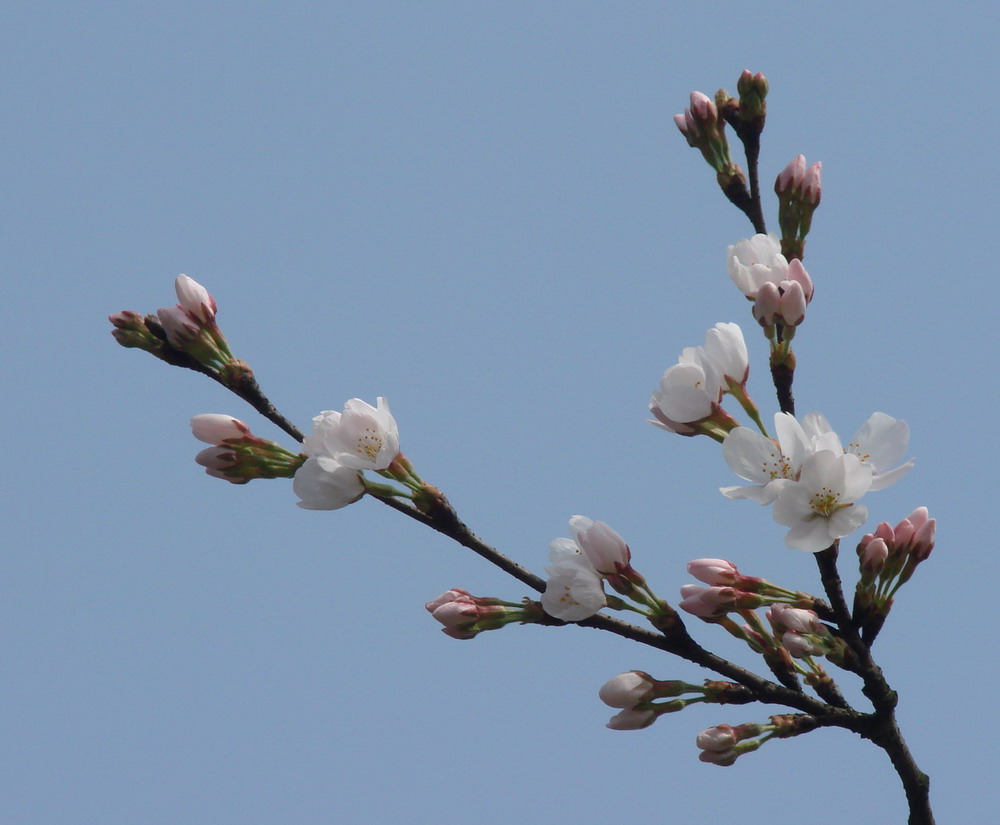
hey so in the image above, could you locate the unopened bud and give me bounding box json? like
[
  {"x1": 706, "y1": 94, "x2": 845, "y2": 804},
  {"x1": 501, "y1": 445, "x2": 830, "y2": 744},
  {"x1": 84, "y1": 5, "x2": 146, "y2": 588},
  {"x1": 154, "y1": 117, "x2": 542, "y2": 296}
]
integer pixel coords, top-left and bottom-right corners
[
  {"x1": 599, "y1": 671, "x2": 656, "y2": 709},
  {"x1": 606, "y1": 708, "x2": 657, "y2": 730}
]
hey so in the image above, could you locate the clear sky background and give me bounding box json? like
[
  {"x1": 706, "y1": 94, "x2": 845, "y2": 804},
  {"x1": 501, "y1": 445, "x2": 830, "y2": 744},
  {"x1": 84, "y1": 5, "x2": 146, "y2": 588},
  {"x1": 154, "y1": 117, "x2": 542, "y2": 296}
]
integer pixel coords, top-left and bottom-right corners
[{"x1": 3, "y1": 2, "x2": 998, "y2": 823}]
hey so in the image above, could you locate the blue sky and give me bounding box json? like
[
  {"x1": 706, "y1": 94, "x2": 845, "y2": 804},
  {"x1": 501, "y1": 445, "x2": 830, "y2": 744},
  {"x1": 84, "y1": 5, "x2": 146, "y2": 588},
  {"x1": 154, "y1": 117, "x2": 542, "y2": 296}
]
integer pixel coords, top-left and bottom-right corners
[{"x1": 4, "y1": 2, "x2": 998, "y2": 823}]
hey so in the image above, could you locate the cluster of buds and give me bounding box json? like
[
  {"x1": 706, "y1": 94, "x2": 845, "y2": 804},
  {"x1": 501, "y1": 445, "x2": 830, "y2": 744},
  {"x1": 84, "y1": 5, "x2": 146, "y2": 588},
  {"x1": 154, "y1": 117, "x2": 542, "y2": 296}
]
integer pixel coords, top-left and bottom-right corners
[
  {"x1": 599, "y1": 672, "x2": 754, "y2": 731},
  {"x1": 766, "y1": 604, "x2": 837, "y2": 660},
  {"x1": 854, "y1": 507, "x2": 936, "y2": 641},
  {"x1": 110, "y1": 275, "x2": 240, "y2": 378},
  {"x1": 679, "y1": 558, "x2": 815, "y2": 620},
  {"x1": 425, "y1": 589, "x2": 544, "y2": 640},
  {"x1": 733, "y1": 70, "x2": 768, "y2": 135},
  {"x1": 697, "y1": 714, "x2": 815, "y2": 766},
  {"x1": 727, "y1": 234, "x2": 814, "y2": 337},
  {"x1": 190, "y1": 414, "x2": 305, "y2": 484},
  {"x1": 774, "y1": 154, "x2": 823, "y2": 260},
  {"x1": 674, "y1": 91, "x2": 745, "y2": 193}
]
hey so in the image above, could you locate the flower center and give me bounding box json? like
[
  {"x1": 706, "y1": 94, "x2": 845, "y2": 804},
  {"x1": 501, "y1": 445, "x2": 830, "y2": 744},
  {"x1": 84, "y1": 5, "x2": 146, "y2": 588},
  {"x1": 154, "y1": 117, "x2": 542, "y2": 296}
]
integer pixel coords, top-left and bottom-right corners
[
  {"x1": 760, "y1": 448, "x2": 795, "y2": 480},
  {"x1": 846, "y1": 440, "x2": 872, "y2": 463},
  {"x1": 807, "y1": 486, "x2": 841, "y2": 517},
  {"x1": 353, "y1": 426, "x2": 384, "y2": 460}
]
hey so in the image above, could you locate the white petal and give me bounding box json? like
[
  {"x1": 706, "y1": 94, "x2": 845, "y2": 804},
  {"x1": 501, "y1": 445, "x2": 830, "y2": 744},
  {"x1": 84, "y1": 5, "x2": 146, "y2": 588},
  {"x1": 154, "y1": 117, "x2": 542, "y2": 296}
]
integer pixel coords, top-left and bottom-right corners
[
  {"x1": 656, "y1": 362, "x2": 717, "y2": 423},
  {"x1": 850, "y1": 412, "x2": 909, "y2": 472},
  {"x1": 724, "y1": 427, "x2": 785, "y2": 484},
  {"x1": 869, "y1": 459, "x2": 915, "y2": 491},
  {"x1": 293, "y1": 457, "x2": 365, "y2": 510},
  {"x1": 828, "y1": 503, "x2": 869, "y2": 539}
]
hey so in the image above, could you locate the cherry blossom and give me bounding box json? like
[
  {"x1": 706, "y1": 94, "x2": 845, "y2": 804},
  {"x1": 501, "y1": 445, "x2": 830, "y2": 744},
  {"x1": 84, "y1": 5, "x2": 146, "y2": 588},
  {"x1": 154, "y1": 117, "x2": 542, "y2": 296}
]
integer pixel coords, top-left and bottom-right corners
[
  {"x1": 303, "y1": 397, "x2": 400, "y2": 472},
  {"x1": 772, "y1": 449, "x2": 873, "y2": 552},
  {"x1": 720, "y1": 412, "x2": 811, "y2": 504},
  {"x1": 803, "y1": 412, "x2": 913, "y2": 490},
  {"x1": 726, "y1": 234, "x2": 788, "y2": 298},
  {"x1": 540, "y1": 538, "x2": 606, "y2": 621}
]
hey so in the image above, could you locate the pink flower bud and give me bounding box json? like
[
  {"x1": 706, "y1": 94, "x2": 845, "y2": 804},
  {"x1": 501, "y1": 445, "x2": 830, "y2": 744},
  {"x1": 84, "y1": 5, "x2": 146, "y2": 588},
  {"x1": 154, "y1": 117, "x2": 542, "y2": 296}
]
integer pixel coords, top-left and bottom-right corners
[
  {"x1": 767, "y1": 604, "x2": 821, "y2": 634},
  {"x1": 905, "y1": 507, "x2": 930, "y2": 530},
  {"x1": 778, "y1": 280, "x2": 807, "y2": 326},
  {"x1": 606, "y1": 708, "x2": 657, "y2": 730},
  {"x1": 861, "y1": 537, "x2": 889, "y2": 573},
  {"x1": 599, "y1": 671, "x2": 655, "y2": 709},
  {"x1": 911, "y1": 518, "x2": 936, "y2": 561},
  {"x1": 689, "y1": 91, "x2": 715, "y2": 121},
  {"x1": 156, "y1": 305, "x2": 199, "y2": 348},
  {"x1": 803, "y1": 161, "x2": 822, "y2": 206},
  {"x1": 194, "y1": 446, "x2": 242, "y2": 482},
  {"x1": 425, "y1": 588, "x2": 472, "y2": 613},
  {"x1": 775, "y1": 155, "x2": 806, "y2": 195},
  {"x1": 752, "y1": 282, "x2": 781, "y2": 327},
  {"x1": 679, "y1": 585, "x2": 736, "y2": 618},
  {"x1": 698, "y1": 748, "x2": 739, "y2": 766},
  {"x1": 190, "y1": 414, "x2": 252, "y2": 445},
  {"x1": 893, "y1": 518, "x2": 916, "y2": 548},
  {"x1": 785, "y1": 258, "x2": 814, "y2": 302},
  {"x1": 687, "y1": 558, "x2": 740, "y2": 586},
  {"x1": 874, "y1": 521, "x2": 896, "y2": 543},
  {"x1": 673, "y1": 112, "x2": 690, "y2": 136},
  {"x1": 430, "y1": 599, "x2": 478, "y2": 628},
  {"x1": 782, "y1": 631, "x2": 825, "y2": 658},
  {"x1": 696, "y1": 724, "x2": 737, "y2": 752},
  {"x1": 174, "y1": 274, "x2": 217, "y2": 323}
]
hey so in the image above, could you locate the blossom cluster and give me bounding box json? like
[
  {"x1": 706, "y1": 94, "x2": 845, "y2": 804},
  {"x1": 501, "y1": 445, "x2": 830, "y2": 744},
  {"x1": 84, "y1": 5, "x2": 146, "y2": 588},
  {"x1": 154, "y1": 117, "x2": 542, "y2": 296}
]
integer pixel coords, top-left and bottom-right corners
[
  {"x1": 722, "y1": 410, "x2": 913, "y2": 552},
  {"x1": 648, "y1": 322, "x2": 748, "y2": 437},
  {"x1": 539, "y1": 516, "x2": 633, "y2": 621}
]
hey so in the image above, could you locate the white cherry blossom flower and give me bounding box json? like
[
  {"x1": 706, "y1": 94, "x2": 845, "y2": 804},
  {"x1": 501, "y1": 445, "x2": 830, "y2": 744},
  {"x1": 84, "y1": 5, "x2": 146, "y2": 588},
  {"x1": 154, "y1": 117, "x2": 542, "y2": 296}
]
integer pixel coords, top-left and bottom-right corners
[
  {"x1": 802, "y1": 412, "x2": 913, "y2": 491},
  {"x1": 650, "y1": 350, "x2": 722, "y2": 424},
  {"x1": 703, "y1": 322, "x2": 749, "y2": 388},
  {"x1": 772, "y1": 449, "x2": 873, "y2": 552},
  {"x1": 293, "y1": 456, "x2": 365, "y2": 510},
  {"x1": 727, "y1": 234, "x2": 788, "y2": 298},
  {"x1": 303, "y1": 397, "x2": 400, "y2": 471},
  {"x1": 540, "y1": 537, "x2": 606, "y2": 621},
  {"x1": 720, "y1": 413, "x2": 811, "y2": 504}
]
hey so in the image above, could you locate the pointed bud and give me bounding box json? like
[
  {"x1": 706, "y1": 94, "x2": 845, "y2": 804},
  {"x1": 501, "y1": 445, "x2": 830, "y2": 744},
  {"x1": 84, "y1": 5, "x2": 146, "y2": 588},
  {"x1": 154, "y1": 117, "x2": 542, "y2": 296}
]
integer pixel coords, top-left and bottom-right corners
[
  {"x1": 174, "y1": 274, "x2": 217, "y2": 323},
  {"x1": 599, "y1": 671, "x2": 656, "y2": 709},
  {"x1": 803, "y1": 162, "x2": 822, "y2": 206},
  {"x1": 190, "y1": 414, "x2": 252, "y2": 444},
  {"x1": 775, "y1": 155, "x2": 806, "y2": 196}
]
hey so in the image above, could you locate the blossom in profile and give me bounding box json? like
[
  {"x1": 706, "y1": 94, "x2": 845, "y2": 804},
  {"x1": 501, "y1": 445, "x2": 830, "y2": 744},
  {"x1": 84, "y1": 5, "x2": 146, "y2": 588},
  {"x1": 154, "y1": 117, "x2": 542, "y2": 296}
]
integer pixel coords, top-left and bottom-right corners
[
  {"x1": 293, "y1": 457, "x2": 365, "y2": 510},
  {"x1": 703, "y1": 322, "x2": 749, "y2": 389},
  {"x1": 568, "y1": 515, "x2": 630, "y2": 576},
  {"x1": 649, "y1": 325, "x2": 749, "y2": 439},
  {"x1": 303, "y1": 397, "x2": 400, "y2": 472}
]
